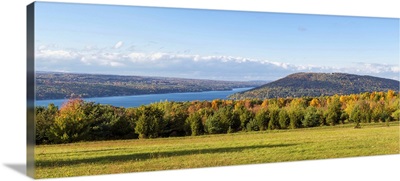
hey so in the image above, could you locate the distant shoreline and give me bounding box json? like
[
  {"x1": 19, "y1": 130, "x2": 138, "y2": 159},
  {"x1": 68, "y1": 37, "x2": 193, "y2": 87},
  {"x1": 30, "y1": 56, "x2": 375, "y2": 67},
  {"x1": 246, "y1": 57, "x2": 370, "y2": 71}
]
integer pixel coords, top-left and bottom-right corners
[
  {"x1": 36, "y1": 72, "x2": 267, "y2": 100},
  {"x1": 35, "y1": 87, "x2": 254, "y2": 108}
]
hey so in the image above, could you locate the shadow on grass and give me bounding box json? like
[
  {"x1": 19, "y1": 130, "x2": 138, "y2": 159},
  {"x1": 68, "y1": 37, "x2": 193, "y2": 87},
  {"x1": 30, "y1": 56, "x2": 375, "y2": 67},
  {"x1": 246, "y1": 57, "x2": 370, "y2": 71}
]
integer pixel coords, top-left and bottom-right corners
[
  {"x1": 40, "y1": 147, "x2": 131, "y2": 156},
  {"x1": 36, "y1": 143, "x2": 296, "y2": 168}
]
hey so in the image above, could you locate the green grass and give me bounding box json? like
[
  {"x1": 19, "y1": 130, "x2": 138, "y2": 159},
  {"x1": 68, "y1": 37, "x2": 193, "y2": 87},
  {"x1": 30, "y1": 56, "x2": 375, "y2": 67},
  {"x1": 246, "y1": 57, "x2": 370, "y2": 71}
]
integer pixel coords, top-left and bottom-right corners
[{"x1": 35, "y1": 122, "x2": 400, "y2": 178}]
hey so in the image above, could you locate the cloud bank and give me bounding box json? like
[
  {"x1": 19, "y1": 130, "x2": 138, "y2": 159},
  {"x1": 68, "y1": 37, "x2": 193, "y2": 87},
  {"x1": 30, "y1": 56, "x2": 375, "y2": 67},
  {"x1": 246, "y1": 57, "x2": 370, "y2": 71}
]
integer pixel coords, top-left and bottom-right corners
[{"x1": 35, "y1": 44, "x2": 399, "y2": 81}]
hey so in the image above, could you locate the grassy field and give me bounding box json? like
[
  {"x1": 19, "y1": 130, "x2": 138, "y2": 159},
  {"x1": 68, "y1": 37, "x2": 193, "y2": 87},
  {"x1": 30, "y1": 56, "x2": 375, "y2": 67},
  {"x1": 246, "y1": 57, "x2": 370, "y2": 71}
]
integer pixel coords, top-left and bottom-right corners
[{"x1": 35, "y1": 122, "x2": 400, "y2": 178}]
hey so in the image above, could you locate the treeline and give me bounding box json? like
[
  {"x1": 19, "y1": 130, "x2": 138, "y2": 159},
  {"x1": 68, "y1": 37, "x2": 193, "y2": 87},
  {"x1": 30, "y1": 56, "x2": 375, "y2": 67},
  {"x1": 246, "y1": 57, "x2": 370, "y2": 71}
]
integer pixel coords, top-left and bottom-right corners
[
  {"x1": 230, "y1": 72, "x2": 400, "y2": 99},
  {"x1": 36, "y1": 90, "x2": 400, "y2": 144},
  {"x1": 36, "y1": 72, "x2": 265, "y2": 100}
]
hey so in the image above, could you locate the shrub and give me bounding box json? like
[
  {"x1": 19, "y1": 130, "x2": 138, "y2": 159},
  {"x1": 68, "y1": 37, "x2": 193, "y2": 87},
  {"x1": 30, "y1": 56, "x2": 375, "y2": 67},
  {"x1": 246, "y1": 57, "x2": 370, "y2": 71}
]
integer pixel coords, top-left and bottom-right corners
[{"x1": 246, "y1": 119, "x2": 259, "y2": 131}]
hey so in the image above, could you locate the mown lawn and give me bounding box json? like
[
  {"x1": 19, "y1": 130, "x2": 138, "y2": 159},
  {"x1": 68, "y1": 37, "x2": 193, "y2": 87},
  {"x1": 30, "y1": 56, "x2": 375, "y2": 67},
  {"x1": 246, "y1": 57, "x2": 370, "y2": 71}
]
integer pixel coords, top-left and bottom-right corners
[{"x1": 35, "y1": 122, "x2": 400, "y2": 178}]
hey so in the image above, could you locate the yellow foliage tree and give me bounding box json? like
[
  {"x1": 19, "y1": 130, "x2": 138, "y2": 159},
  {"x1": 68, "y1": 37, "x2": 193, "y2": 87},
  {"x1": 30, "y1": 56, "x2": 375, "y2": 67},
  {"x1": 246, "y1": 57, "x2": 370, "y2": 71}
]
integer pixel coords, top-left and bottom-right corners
[{"x1": 309, "y1": 98, "x2": 320, "y2": 107}]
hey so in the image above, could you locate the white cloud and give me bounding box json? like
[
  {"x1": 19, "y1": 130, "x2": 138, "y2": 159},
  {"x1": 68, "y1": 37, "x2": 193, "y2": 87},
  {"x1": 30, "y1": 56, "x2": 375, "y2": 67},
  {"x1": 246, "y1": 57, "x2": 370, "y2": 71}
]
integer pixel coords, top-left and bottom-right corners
[
  {"x1": 34, "y1": 45, "x2": 399, "y2": 81},
  {"x1": 110, "y1": 61, "x2": 124, "y2": 67},
  {"x1": 38, "y1": 45, "x2": 47, "y2": 50},
  {"x1": 36, "y1": 49, "x2": 78, "y2": 60},
  {"x1": 128, "y1": 52, "x2": 147, "y2": 62},
  {"x1": 391, "y1": 66, "x2": 400, "y2": 73},
  {"x1": 114, "y1": 41, "x2": 123, "y2": 49},
  {"x1": 80, "y1": 52, "x2": 126, "y2": 67},
  {"x1": 348, "y1": 62, "x2": 399, "y2": 74}
]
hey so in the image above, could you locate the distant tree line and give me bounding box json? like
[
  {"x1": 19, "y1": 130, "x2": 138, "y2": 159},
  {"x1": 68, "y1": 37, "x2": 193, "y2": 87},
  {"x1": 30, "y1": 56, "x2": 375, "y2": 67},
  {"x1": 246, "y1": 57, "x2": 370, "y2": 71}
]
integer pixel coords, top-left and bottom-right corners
[
  {"x1": 230, "y1": 72, "x2": 399, "y2": 99},
  {"x1": 35, "y1": 90, "x2": 400, "y2": 144},
  {"x1": 36, "y1": 72, "x2": 264, "y2": 100}
]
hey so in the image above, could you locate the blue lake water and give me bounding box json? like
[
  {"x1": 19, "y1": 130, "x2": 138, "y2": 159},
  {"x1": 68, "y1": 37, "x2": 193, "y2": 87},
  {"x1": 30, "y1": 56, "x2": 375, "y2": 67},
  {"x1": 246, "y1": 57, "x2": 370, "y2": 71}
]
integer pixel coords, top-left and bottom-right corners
[{"x1": 36, "y1": 87, "x2": 252, "y2": 108}]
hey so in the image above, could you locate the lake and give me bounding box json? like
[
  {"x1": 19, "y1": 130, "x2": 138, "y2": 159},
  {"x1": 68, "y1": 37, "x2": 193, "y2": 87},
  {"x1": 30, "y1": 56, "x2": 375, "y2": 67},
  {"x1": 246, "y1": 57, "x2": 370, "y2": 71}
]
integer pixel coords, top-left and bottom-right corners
[{"x1": 36, "y1": 87, "x2": 252, "y2": 108}]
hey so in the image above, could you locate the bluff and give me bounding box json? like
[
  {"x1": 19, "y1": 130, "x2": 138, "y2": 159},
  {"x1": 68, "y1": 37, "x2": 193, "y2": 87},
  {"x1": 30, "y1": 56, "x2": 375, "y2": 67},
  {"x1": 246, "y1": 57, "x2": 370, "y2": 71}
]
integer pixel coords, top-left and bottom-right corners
[{"x1": 230, "y1": 72, "x2": 399, "y2": 99}]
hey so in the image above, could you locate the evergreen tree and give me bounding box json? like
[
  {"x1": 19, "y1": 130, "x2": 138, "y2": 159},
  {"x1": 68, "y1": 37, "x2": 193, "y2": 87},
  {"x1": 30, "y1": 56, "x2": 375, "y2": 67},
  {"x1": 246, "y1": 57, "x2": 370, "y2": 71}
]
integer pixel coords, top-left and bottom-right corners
[
  {"x1": 268, "y1": 108, "x2": 280, "y2": 130},
  {"x1": 254, "y1": 108, "x2": 270, "y2": 131},
  {"x1": 135, "y1": 106, "x2": 165, "y2": 139},
  {"x1": 278, "y1": 109, "x2": 290, "y2": 129}
]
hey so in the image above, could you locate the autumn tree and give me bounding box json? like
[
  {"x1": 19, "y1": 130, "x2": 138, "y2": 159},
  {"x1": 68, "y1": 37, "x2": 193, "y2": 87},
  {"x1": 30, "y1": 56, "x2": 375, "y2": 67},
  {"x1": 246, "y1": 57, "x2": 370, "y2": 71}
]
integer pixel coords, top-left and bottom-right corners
[
  {"x1": 49, "y1": 99, "x2": 91, "y2": 143},
  {"x1": 35, "y1": 90, "x2": 400, "y2": 144},
  {"x1": 309, "y1": 98, "x2": 320, "y2": 107},
  {"x1": 261, "y1": 99, "x2": 269, "y2": 108},
  {"x1": 371, "y1": 101, "x2": 389, "y2": 122}
]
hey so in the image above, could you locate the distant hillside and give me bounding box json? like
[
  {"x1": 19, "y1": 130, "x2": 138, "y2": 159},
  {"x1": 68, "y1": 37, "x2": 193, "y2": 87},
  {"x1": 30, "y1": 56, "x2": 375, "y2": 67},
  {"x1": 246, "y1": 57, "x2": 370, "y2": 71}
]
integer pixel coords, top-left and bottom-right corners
[
  {"x1": 36, "y1": 72, "x2": 266, "y2": 100},
  {"x1": 229, "y1": 72, "x2": 399, "y2": 99}
]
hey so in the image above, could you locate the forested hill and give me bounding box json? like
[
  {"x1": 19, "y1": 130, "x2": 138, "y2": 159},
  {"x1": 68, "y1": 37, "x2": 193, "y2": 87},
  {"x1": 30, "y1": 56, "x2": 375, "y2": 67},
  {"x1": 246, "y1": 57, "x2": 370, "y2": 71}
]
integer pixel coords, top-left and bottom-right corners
[
  {"x1": 229, "y1": 72, "x2": 399, "y2": 99},
  {"x1": 36, "y1": 72, "x2": 267, "y2": 100}
]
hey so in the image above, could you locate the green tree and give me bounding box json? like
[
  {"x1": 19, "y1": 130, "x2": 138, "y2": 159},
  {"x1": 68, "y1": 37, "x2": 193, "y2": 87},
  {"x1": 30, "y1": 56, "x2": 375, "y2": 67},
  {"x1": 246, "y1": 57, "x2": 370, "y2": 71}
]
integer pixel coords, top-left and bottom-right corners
[
  {"x1": 326, "y1": 96, "x2": 341, "y2": 126},
  {"x1": 339, "y1": 111, "x2": 349, "y2": 124},
  {"x1": 357, "y1": 100, "x2": 372, "y2": 123},
  {"x1": 235, "y1": 106, "x2": 254, "y2": 131},
  {"x1": 371, "y1": 101, "x2": 390, "y2": 122},
  {"x1": 205, "y1": 114, "x2": 224, "y2": 134},
  {"x1": 303, "y1": 106, "x2": 321, "y2": 127},
  {"x1": 221, "y1": 106, "x2": 240, "y2": 133},
  {"x1": 288, "y1": 106, "x2": 304, "y2": 129},
  {"x1": 350, "y1": 104, "x2": 362, "y2": 128},
  {"x1": 162, "y1": 103, "x2": 188, "y2": 137},
  {"x1": 254, "y1": 108, "x2": 270, "y2": 131},
  {"x1": 278, "y1": 108, "x2": 290, "y2": 129},
  {"x1": 268, "y1": 107, "x2": 280, "y2": 130},
  {"x1": 135, "y1": 106, "x2": 165, "y2": 139},
  {"x1": 35, "y1": 104, "x2": 58, "y2": 144},
  {"x1": 390, "y1": 109, "x2": 400, "y2": 122},
  {"x1": 205, "y1": 106, "x2": 238, "y2": 134},
  {"x1": 186, "y1": 112, "x2": 204, "y2": 136}
]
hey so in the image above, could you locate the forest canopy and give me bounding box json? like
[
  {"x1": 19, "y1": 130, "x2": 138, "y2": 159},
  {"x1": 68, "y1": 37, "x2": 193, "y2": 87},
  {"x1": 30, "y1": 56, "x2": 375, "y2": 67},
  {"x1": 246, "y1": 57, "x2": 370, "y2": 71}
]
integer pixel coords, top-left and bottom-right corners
[
  {"x1": 35, "y1": 90, "x2": 399, "y2": 144},
  {"x1": 230, "y1": 72, "x2": 400, "y2": 99},
  {"x1": 36, "y1": 72, "x2": 265, "y2": 100}
]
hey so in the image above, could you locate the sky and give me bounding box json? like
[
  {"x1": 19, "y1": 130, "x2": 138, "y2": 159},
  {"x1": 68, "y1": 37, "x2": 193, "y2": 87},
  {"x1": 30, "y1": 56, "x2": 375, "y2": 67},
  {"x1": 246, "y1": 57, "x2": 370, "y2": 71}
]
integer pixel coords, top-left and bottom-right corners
[{"x1": 34, "y1": 2, "x2": 400, "y2": 81}]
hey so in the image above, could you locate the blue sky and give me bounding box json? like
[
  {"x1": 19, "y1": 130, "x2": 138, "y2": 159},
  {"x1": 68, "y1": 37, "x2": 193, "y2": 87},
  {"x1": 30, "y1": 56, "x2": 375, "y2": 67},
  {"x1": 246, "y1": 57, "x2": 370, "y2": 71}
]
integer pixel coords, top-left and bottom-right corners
[{"x1": 35, "y1": 2, "x2": 399, "y2": 81}]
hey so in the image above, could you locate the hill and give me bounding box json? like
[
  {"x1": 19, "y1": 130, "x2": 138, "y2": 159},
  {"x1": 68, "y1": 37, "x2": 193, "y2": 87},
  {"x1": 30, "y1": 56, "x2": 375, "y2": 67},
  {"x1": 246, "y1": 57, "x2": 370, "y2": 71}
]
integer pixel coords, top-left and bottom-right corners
[
  {"x1": 229, "y1": 72, "x2": 399, "y2": 99},
  {"x1": 36, "y1": 72, "x2": 266, "y2": 100}
]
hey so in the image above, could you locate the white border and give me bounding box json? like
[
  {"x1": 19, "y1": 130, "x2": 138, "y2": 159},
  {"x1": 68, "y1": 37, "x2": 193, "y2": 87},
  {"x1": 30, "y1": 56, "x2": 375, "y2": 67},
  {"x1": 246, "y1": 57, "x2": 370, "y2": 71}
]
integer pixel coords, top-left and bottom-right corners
[{"x1": 0, "y1": 0, "x2": 399, "y2": 181}]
